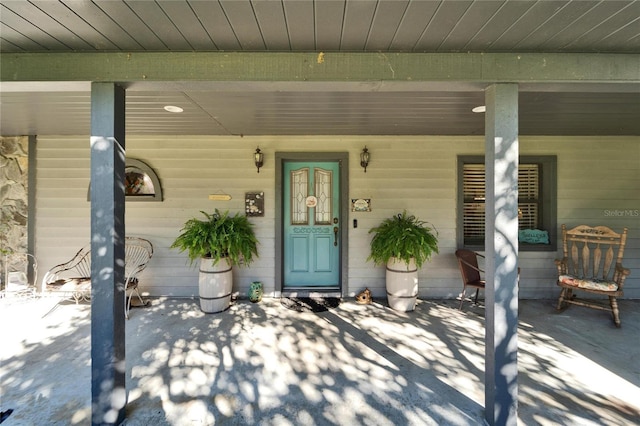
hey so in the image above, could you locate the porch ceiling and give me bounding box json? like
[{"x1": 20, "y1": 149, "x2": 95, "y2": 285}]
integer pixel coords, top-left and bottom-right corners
[{"x1": 1, "y1": 0, "x2": 639, "y2": 136}]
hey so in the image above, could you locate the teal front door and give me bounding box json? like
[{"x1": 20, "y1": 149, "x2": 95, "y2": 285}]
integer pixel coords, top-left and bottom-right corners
[{"x1": 283, "y1": 161, "x2": 341, "y2": 289}]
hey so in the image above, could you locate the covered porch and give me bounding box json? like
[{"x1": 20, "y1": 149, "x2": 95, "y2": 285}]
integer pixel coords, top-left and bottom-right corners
[
  {"x1": 1, "y1": 2, "x2": 638, "y2": 424},
  {"x1": 2, "y1": 296, "x2": 639, "y2": 425}
]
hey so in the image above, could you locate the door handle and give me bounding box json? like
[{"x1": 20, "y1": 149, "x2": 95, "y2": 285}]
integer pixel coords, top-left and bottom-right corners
[{"x1": 333, "y1": 226, "x2": 339, "y2": 246}]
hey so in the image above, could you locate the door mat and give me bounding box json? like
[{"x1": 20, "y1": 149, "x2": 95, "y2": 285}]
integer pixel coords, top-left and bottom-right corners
[{"x1": 280, "y1": 297, "x2": 341, "y2": 313}]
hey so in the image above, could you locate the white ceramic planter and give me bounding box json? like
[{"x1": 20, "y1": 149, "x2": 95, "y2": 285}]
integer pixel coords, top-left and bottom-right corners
[
  {"x1": 199, "y1": 257, "x2": 233, "y2": 313},
  {"x1": 386, "y1": 257, "x2": 418, "y2": 312}
]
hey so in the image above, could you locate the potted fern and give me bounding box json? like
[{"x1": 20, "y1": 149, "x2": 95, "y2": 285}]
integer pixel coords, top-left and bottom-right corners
[
  {"x1": 368, "y1": 211, "x2": 439, "y2": 312},
  {"x1": 171, "y1": 209, "x2": 259, "y2": 313}
]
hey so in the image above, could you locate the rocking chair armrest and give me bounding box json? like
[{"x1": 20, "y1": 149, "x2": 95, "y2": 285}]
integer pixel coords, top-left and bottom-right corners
[
  {"x1": 554, "y1": 257, "x2": 568, "y2": 274},
  {"x1": 554, "y1": 257, "x2": 567, "y2": 265},
  {"x1": 613, "y1": 263, "x2": 631, "y2": 290},
  {"x1": 615, "y1": 262, "x2": 631, "y2": 276}
]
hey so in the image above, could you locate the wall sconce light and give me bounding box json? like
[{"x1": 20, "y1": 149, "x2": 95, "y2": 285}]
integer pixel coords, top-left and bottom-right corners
[
  {"x1": 254, "y1": 147, "x2": 264, "y2": 173},
  {"x1": 360, "y1": 146, "x2": 370, "y2": 172}
]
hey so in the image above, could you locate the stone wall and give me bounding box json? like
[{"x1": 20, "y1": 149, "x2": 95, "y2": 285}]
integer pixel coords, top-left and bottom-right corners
[{"x1": 1, "y1": 136, "x2": 29, "y2": 288}]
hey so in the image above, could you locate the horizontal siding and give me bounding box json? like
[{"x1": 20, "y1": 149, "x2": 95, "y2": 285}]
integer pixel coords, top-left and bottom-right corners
[{"x1": 34, "y1": 135, "x2": 640, "y2": 299}]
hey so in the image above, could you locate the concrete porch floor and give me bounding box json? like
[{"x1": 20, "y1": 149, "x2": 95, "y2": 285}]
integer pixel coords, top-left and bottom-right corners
[{"x1": 1, "y1": 296, "x2": 639, "y2": 426}]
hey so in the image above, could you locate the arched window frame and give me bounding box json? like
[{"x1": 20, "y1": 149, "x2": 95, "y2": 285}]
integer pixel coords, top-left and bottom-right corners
[{"x1": 88, "y1": 158, "x2": 163, "y2": 202}]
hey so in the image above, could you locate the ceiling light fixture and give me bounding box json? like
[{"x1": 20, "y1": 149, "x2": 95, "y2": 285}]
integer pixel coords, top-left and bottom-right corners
[
  {"x1": 472, "y1": 105, "x2": 486, "y2": 113},
  {"x1": 163, "y1": 105, "x2": 184, "y2": 113}
]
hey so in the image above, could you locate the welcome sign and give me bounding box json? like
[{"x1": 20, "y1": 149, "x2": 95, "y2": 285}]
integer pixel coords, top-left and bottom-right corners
[{"x1": 519, "y1": 229, "x2": 550, "y2": 244}]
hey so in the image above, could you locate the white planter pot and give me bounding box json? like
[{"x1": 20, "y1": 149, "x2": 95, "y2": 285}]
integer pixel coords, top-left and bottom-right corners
[
  {"x1": 386, "y1": 257, "x2": 418, "y2": 312},
  {"x1": 199, "y1": 257, "x2": 233, "y2": 313}
]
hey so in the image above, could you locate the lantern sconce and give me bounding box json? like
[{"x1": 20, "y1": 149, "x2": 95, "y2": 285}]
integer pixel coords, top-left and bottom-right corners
[
  {"x1": 254, "y1": 147, "x2": 264, "y2": 173},
  {"x1": 360, "y1": 146, "x2": 370, "y2": 172}
]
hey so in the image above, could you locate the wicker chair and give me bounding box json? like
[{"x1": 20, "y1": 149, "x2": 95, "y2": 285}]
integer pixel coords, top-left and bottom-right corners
[
  {"x1": 42, "y1": 237, "x2": 153, "y2": 318},
  {"x1": 455, "y1": 249, "x2": 486, "y2": 310}
]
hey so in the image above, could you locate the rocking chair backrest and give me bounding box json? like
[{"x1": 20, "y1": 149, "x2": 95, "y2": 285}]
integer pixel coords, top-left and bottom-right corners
[{"x1": 562, "y1": 224, "x2": 628, "y2": 281}]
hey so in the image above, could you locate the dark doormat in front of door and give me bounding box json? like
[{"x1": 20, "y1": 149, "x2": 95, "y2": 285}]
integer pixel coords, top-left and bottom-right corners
[{"x1": 280, "y1": 296, "x2": 341, "y2": 313}]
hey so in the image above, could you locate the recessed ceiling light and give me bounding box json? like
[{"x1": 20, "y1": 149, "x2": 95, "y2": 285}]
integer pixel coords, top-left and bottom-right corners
[
  {"x1": 472, "y1": 105, "x2": 486, "y2": 113},
  {"x1": 163, "y1": 105, "x2": 183, "y2": 113}
]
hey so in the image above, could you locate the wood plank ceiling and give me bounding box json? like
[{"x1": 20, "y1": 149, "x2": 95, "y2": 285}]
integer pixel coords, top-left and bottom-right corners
[{"x1": 1, "y1": 0, "x2": 639, "y2": 136}]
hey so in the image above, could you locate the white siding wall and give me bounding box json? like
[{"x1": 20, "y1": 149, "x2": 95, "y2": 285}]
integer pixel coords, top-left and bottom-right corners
[{"x1": 34, "y1": 135, "x2": 640, "y2": 299}]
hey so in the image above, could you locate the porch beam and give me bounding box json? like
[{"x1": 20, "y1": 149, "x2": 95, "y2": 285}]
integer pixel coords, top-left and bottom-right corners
[
  {"x1": 90, "y1": 82, "x2": 126, "y2": 426},
  {"x1": 484, "y1": 84, "x2": 519, "y2": 426},
  {"x1": 1, "y1": 52, "x2": 638, "y2": 84}
]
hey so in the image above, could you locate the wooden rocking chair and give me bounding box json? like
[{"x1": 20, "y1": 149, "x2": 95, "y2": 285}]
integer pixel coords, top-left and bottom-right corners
[{"x1": 555, "y1": 224, "x2": 630, "y2": 327}]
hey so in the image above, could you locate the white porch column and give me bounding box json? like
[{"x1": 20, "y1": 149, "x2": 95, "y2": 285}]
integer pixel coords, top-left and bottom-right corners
[
  {"x1": 484, "y1": 83, "x2": 519, "y2": 426},
  {"x1": 90, "y1": 82, "x2": 126, "y2": 425}
]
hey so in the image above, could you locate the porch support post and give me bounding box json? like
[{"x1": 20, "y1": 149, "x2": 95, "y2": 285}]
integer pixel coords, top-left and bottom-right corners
[
  {"x1": 484, "y1": 83, "x2": 519, "y2": 426},
  {"x1": 90, "y1": 82, "x2": 126, "y2": 425},
  {"x1": 27, "y1": 135, "x2": 37, "y2": 284}
]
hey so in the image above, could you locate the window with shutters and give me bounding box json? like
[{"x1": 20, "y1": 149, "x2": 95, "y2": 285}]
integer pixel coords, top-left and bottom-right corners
[{"x1": 457, "y1": 156, "x2": 557, "y2": 251}]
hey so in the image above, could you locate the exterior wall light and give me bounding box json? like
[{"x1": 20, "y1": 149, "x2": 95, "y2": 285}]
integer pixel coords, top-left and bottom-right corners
[
  {"x1": 254, "y1": 147, "x2": 264, "y2": 173},
  {"x1": 360, "y1": 146, "x2": 370, "y2": 172}
]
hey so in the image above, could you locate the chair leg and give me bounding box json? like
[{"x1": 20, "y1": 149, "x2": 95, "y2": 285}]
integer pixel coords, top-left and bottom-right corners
[
  {"x1": 459, "y1": 287, "x2": 466, "y2": 310},
  {"x1": 609, "y1": 296, "x2": 621, "y2": 328},
  {"x1": 125, "y1": 285, "x2": 145, "y2": 319},
  {"x1": 556, "y1": 288, "x2": 568, "y2": 310},
  {"x1": 134, "y1": 288, "x2": 144, "y2": 305},
  {"x1": 474, "y1": 288, "x2": 480, "y2": 304},
  {"x1": 125, "y1": 288, "x2": 135, "y2": 319},
  {"x1": 125, "y1": 293, "x2": 130, "y2": 319}
]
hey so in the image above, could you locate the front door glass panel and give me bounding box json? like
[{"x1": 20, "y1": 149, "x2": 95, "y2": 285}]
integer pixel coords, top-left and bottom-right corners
[
  {"x1": 290, "y1": 168, "x2": 309, "y2": 225},
  {"x1": 314, "y1": 168, "x2": 332, "y2": 225}
]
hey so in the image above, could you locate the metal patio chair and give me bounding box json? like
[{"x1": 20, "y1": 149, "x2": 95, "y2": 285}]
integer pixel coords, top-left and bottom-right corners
[
  {"x1": 42, "y1": 244, "x2": 92, "y2": 303},
  {"x1": 42, "y1": 237, "x2": 153, "y2": 318},
  {"x1": 1, "y1": 252, "x2": 38, "y2": 299},
  {"x1": 124, "y1": 237, "x2": 154, "y2": 318}
]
